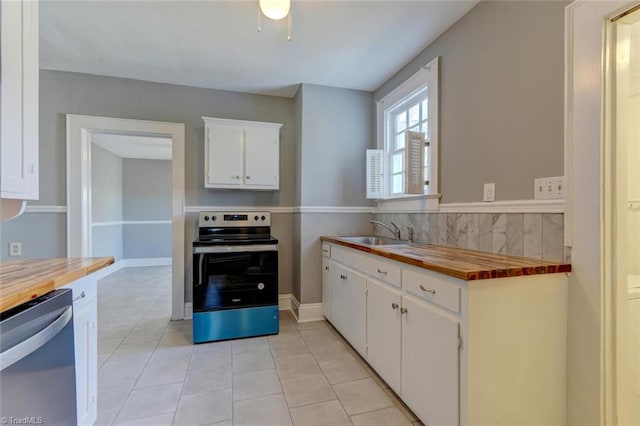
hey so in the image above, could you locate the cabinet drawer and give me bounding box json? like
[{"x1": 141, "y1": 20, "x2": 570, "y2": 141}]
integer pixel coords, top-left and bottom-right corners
[
  {"x1": 403, "y1": 268, "x2": 460, "y2": 313},
  {"x1": 322, "y1": 243, "x2": 331, "y2": 258},
  {"x1": 63, "y1": 274, "x2": 97, "y2": 310},
  {"x1": 332, "y1": 246, "x2": 366, "y2": 273},
  {"x1": 367, "y1": 257, "x2": 401, "y2": 288}
]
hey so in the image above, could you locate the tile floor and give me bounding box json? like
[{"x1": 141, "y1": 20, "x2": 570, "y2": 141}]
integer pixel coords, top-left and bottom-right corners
[{"x1": 96, "y1": 266, "x2": 422, "y2": 425}]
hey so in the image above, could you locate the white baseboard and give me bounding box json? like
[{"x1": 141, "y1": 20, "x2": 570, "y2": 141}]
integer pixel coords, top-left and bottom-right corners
[
  {"x1": 289, "y1": 294, "x2": 324, "y2": 323},
  {"x1": 92, "y1": 261, "x2": 124, "y2": 281},
  {"x1": 121, "y1": 257, "x2": 172, "y2": 267}
]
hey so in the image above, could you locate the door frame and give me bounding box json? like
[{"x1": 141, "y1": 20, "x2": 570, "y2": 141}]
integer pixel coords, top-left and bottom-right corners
[{"x1": 66, "y1": 114, "x2": 186, "y2": 320}]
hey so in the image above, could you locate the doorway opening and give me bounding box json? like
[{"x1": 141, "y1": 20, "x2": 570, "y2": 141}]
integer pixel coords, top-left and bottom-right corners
[
  {"x1": 66, "y1": 115, "x2": 185, "y2": 320},
  {"x1": 608, "y1": 5, "x2": 640, "y2": 424}
]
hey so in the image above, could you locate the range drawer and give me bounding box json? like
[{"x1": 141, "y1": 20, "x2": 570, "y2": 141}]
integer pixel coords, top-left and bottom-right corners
[
  {"x1": 367, "y1": 257, "x2": 401, "y2": 288},
  {"x1": 403, "y1": 268, "x2": 461, "y2": 313}
]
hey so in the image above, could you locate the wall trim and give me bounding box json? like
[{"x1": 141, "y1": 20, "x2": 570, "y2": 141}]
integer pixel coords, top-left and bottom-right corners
[
  {"x1": 294, "y1": 206, "x2": 375, "y2": 213},
  {"x1": 438, "y1": 199, "x2": 564, "y2": 214},
  {"x1": 24, "y1": 205, "x2": 67, "y2": 213},
  {"x1": 288, "y1": 294, "x2": 324, "y2": 323},
  {"x1": 185, "y1": 206, "x2": 295, "y2": 214},
  {"x1": 92, "y1": 220, "x2": 172, "y2": 227}
]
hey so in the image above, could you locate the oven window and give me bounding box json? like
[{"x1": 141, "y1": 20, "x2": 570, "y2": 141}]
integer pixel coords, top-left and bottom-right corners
[{"x1": 193, "y1": 251, "x2": 278, "y2": 311}]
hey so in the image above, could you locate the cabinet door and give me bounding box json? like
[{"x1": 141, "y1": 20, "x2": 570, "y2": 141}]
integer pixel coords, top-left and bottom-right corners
[
  {"x1": 330, "y1": 262, "x2": 366, "y2": 355},
  {"x1": 322, "y1": 257, "x2": 331, "y2": 319},
  {"x1": 366, "y1": 279, "x2": 401, "y2": 391},
  {"x1": 73, "y1": 298, "x2": 98, "y2": 426},
  {"x1": 244, "y1": 126, "x2": 279, "y2": 188},
  {"x1": 401, "y1": 296, "x2": 459, "y2": 426},
  {"x1": 1, "y1": 0, "x2": 38, "y2": 200},
  {"x1": 205, "y1": 124, "x2": 244, "y2": 186}
]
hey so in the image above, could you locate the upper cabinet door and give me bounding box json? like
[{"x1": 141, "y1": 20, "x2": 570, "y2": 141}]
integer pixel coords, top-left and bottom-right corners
[
  {"x1": 244, "y1": 126, "x2": 279, "y2": 188},
  {"x1": 1, "y1": 0, "x2": 39, "y2": 200},
  {"x1": 205, "y1": 124, "x2": 244, "y2": 186}
]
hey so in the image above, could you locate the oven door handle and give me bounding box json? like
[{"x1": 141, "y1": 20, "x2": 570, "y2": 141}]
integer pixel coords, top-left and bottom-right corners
[{"x1": 193, "y1": 244, "x2": 279, "y2": 254}]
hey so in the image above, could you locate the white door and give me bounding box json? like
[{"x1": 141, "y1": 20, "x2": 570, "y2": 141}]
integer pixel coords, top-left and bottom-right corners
[
  {"x1": 206, "y1": 124, "x2": 244, "y2": 186},
  {"x1": 401, "y1": 296, "x2": 459, "y2": 426},
  {"x1": 322, "y1": 258, "x2": 331, "y2": 319},
  {"x1": 366, "y1": 279, "x2": 401, "y2": 391},
  {"x1": 245, "y1": 127, "x2": 278, "y2": 187}
]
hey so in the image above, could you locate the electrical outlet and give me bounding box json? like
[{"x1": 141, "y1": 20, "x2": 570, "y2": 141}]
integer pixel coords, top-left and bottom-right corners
[
  {"x1": 9, "y1": 242, "x2": 22, "y2": 256},
  {"x1": 534, "y1": 176, "x2": 564, "y2": 200},
  {"x1": 483, "y1": 183, "x2": 495, "y2": 202}
]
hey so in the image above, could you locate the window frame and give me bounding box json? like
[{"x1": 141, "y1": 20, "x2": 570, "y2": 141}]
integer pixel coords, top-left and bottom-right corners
[{"x1": 375, "y1": 56, "x2": 440, "y2": 202}]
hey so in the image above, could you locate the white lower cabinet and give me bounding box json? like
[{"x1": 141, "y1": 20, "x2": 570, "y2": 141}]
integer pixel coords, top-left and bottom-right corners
[
  {"x1": 401, "y1": 296, "x2": 459, "y2": 425},
  {"x1": 330, "y1": 260, "x2": 366, "y2": 356},
  {"x1": 322, "y1": 257, "x2": 331, "y2": 320},
  {"x1": 322, "y1": 242, "x2": 568, "y2": 426},
  {"x1": 63, "y1": 275, "x2": 98, "y2": 426}
]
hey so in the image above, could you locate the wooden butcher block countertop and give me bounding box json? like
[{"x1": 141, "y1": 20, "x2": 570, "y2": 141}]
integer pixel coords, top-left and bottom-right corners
[
  {"x1": 0, "y1": 257, "x2": 114, "y2": 313},
  {"x1": 321, "y1": 236, "x2": 571, "y2": 281}
]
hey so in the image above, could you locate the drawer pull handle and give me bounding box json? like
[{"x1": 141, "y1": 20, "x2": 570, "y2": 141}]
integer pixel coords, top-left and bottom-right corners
[
  {"x1": 391, "y1": 303, "x2": 399, "y2": 310},
  {"x1": 420, "y1": 285, "x2": 436, "y2": 295},
  {"x1": 74, "y1": 291, "x2": 86, "y2": 302},
  {"x1": 377, "y1": 268, "x2": 388, "y2": 275},
  {"x1": 400, "y1": 307, "x2": 408, "y2": 314},
  {"x1": 325, "y1": 266, "x2": 329, "y2": 270}
]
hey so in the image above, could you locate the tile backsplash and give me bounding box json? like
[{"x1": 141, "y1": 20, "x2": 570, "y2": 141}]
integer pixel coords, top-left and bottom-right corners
[{"x1": 373, "y1": 213, "x2": 568, "y2": 262}]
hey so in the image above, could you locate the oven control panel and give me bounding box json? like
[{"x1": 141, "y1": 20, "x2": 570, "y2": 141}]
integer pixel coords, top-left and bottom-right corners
[{"x1": 199, "y1": 212, "x2": 271, "y2": 227}]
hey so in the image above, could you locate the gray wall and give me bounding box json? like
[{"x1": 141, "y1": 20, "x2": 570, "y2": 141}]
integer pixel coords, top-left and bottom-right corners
[
  {"x1": 375, "y1": 0, "x2": 567, "y2": 203},
  {"x1": 0, "y1": 214, "x2": 66, "y2": 260},
  {"x1": 294, "y1": 84, "x2": 375, "y2": 303},
  {"x1": 91, "y1": 144, "x2": 123, "y2": 260}
]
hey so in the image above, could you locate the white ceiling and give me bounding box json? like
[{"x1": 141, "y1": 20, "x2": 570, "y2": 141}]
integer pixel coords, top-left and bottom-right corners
[
  {"x1": 92, "y1": 133, "x2": 172, "y2": 160},
  {"x1": 39, "y1": 0, "x2": 478, "y2": 98}
]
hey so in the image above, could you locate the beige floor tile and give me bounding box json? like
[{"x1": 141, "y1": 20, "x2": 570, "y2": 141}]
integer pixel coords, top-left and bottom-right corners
[
  {"x1": 232, "y1": 336, "x2": 269, "y2": 354},
  {"x1": 295, "y1": 320, "x2": 329, "y2": 330},
  {"x1": 134, "y1": 351, "x2": 190, "y2": 389},
  {"x1": 116, "y1": 383, "x2": 182, "y2": 422},
  {"x1": 308, "y1": 341, "x2": 353, "y2": 363},
  {"x1": 269, "y1": 337, "x2": 310, "y2": 359},
  {"x1": 182, "y1": 366, "x2": 232, "y2": 396},
  {"x1": 94, "y1": 407, "x2": 120, "y2": 426},
  {"x1": 173, "y1": 388, "x2": 232, "y2": 425},
  {"x1": 350, "y1": 407, "x2": 412, "y2": 426},
  {"x1": 98, "y1": 378, "x2": 136, "y2": 411},
  {"x1": 113, "y1": 413, "x2": 175, "y2": 426},
  {"x1": 233, "y1": 394, "x2": 292, "y2": 426},
  {"x1": 108, "y1": 340, "x2": 158, "y2": 361},
  {"x1": 268, "y1": 325, "x2": 301, "y2": 342},
  {"x1": 289, "y1": 400, "x2": 352, "y2": 426},
  {"x1": 98, "y1": 356, "x2": 149, "y2": 384},
  {"x1": 232, "y1": 349, "x2": 275, "y2": 375},
  {"x1": 383, "y1": 388, "x2": 418, "y2": 422},
  {"x1": 189, "y1": 346, "x2": 231, "y2": 371},
  {"x1": 98, "y1": 337, "x2": 123, "y2": 355},
  {"x1": 165, "y1": 319, "x2": 192, "y2": 334},
  {"x1": 122, "y1": 327, "x2": 166, "y2": 344},
  {"x1": 281, "y1": 373, "x2": 336, "y2": 408},
  {"x1": 157, "y1": 331, "x2": 192, "y2": 348},
  {"x1": 333, "y1": 378, "x2": 394, "y2": 416},
  {"x1": 99, "y1": 325, "x2": 134, "y2": 340},
  {"x1": 233, "y1": 369, "x2": 282, "y2": 401},
  {"x1": 275, "y1": 353, "x2": 321, "y2": 379},
  {"x1": 319, "y1": 357, "x2": 370, "y2": 384},
  {"x1": 193, "y1": 340, "x2": 231, "y2": 353},
  {"x1": 300, "y1": 328, "x2": 339, "y2": 346}
]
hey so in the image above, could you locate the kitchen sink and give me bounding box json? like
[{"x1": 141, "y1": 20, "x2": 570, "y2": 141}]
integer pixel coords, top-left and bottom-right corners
[{"x1": 340, "y1": 235, "x2": 404, "y2": 246}]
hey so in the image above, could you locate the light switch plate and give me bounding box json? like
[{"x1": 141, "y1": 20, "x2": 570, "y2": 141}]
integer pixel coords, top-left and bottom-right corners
[
  {"x1": 534, "y1": 176, "x2": 564, "y2": 200},
  {"x1": 483, "y1": 183, "x2": 495, "y2": 202}
]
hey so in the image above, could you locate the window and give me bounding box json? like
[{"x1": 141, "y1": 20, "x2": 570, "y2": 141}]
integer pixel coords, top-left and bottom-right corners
[{"x1": 368, "y1": 57, "x2": 439, "y2": 201}]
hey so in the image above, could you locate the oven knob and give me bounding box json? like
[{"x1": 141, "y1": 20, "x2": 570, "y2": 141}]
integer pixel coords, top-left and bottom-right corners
[
  {"x1": 212, "y1": 216, "x2": 217, "y2": 221},
  {"x1": 257, "y1": 283, "x2": 265, "y2": 290},
  {"x1": 254, "y1": 215, "x2": 259, "y2": 221},
  {"x1": 204, "y1": 216, "x2": 210, "y2": 221},
  {"x1": 261, "y1": 215, "x2": 266, "y2": 221}
]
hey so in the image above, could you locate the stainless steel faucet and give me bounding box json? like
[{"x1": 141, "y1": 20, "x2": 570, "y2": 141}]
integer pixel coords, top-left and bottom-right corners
[
  {"x1": 370, "y1": 220, "x2": 401, "y2": 240},
  {"x1": 407, "y1": 224, "x2": 416, "y2": 242}
]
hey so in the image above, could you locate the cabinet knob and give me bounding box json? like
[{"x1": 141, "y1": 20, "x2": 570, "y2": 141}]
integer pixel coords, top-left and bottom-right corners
[
  {"x1": 325, "y1": 266, "x2": 329, "y2": 270},
  {"x1": 246, "y1": 176, "x2": 251, "y2": 180},
  {"x1": 391, "y1": 302, "x2": 399, "y2": 310},
  {"x1": 420, "y1": 285, "x2": 436, "y2": 295},
  {"x1": 400, "y1": 307, "x2": 408, "y2": 314},
  {"x1": 377, "y1": 268, "x2": 388, "y2": 275},
  {"x1": 74, "y1": 291, "x2": 86, "y2": 302}
]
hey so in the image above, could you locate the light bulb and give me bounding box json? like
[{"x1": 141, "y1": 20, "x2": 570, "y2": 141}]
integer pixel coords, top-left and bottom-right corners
[{"x1": 259, "y1": 0, "x2": 290, "y2": 20}]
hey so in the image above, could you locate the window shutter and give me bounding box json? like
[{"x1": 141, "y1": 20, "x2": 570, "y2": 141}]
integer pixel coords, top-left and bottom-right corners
[
  {"x1": 366, "y1": 149, "x2": 384, "y2": 199},
  {"x1": 405, "y1": 131, "x2": 425, "y2": 194}
]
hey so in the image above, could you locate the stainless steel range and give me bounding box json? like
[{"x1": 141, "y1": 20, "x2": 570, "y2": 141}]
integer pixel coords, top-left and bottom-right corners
[{"x1": 192, "y1": 212, "x2": 279, "y2": 343}]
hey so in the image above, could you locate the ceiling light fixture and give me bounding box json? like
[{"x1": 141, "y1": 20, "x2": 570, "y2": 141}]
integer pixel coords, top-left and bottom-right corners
[{"x1": 258, "y1": 0, "x2": 293, "y2": 41}]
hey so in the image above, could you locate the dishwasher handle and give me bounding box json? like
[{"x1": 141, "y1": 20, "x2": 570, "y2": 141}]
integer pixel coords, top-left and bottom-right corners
[{"x1": 0, "y1": 305, "x2": 73, "y2": 371}]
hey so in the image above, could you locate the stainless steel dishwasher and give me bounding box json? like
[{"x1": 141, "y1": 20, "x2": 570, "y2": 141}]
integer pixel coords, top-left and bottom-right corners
[{"x1": 0, "y1": 288, "x2": 77, "y2": 426}]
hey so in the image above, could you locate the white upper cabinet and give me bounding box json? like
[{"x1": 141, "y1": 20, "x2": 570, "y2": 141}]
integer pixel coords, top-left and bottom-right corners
[
  {"x1": 203, "y1": 117, "x2": 281, "y2": 190},
  {"x1": 1, "y1": 0, "x2": 39, "y2": 201}
]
